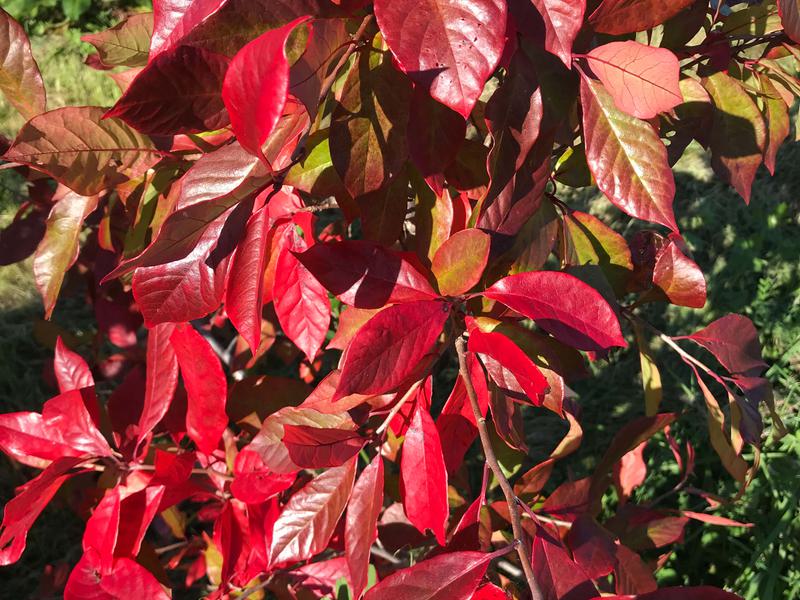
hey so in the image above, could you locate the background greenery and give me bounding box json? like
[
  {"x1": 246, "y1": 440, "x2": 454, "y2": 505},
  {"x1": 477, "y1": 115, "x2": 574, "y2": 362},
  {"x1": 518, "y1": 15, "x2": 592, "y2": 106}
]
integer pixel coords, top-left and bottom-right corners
[{"x1": 0, "y1": 3, "x2": 797, "y2": 598}]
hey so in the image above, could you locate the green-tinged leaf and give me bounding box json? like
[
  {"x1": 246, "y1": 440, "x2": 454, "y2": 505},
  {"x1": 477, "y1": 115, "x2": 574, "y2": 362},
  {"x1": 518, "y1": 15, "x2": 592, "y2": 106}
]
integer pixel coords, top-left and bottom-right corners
[
  {"x1": 562, "y1": 210, "x2": 633, "y2": 296},
  {"x1": 722, "y1": 1, "x2": 782, "y2": 36},
  {"x1": 33, "y1": 191, "x2": 99, "y2": 319},
  {"x1": 330, "y1": 42, "x2": 411, "y2": 198},
  {"x1": 82, "y1": 13, "x2": 154, "y2": 68},
  {"x1": 632, "y1": 321, "x2": 662, "y2": 416},
  {"x1": 580, "y1": 75, "x2": 677, "y2": 231},
  {"x1": 0, "y1": 7, "x2": 46, "y2": 119},
  {"x1": 431, "y1": 229, "x2": 491, "y2": 296},
  {"x1": 702, "y1": 71, "x2": 767, "y2": 204},
  {"x1": 284, "y1": 129, "x2": 348, "y2": 198},
  {"x1": 4, "y1": 107, "x2": 163, "y2": 196},
  {"x1": 756, "y1": 72, "x2": 790, "y2": 175},
  {"x1": 357, "y1": 170, "x2": 409, "y2": 247}
]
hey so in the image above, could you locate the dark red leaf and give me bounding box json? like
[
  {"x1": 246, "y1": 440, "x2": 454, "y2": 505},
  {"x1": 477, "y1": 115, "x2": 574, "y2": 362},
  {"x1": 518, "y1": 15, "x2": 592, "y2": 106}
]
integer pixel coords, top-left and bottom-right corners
[
  {"x1": 603, "y1": 589, "x2": 743, "y2": 600},
  {"x1": 333, "y1": 300, "x2": 449, "y2": 400},
  {"x1": 283, "y1": 425, "x2": 366, "y2": 468},
  {"x1": 400, "y1": 403, "x2": 449, "y2": 544},
  {"x1": 589, "y1": 0, "x2": 696, "y2": 35},
  {"x1": 364, "y1": 548, "x2": 510, "y2": 600},
  {"x1": 53, "y1": 336, "x2": 94, "y2": 393},
  {"x1": 681, "y1": 314, "x2": 767, "y2": 376},
  {"x1": 269, "y1": 458, "x2": 357, "y2": 567},
  {"x1": 222, "y1": 17, "x2": 310, "y2": 158},
  {"x1": 169, "y1": 323, "x2": 228, "y2": 455},
  {"x1": 565, "y1": 515, "x2": 617, "y2": 579},
  {"x1": 594, "y1": 414, "x2": 677, "y2": 483},
  {"x1": 484, "y1": 270, "x2": 626, "y2": 352},
  {"x1": 531, "y1": 523, "x2": 598, "y2": 600},
  {"x1": 273, "y1": 227, "x2": 331, "y2": 361},
  {"x1": 149, "y1": 0, "x2": 227, "y2": 59},
  {"x1": 408, "y1": 85, "x2": 466, "y2": 178},
  {"x1": 105, "y1": 45, "x2": 231, "y2": 135},
  {"x1": 374, "y1": 0, "x2": 507, "y2": 118},
  {"x1": 346, "y1": 454, "x2": 384, "y2": 599}
]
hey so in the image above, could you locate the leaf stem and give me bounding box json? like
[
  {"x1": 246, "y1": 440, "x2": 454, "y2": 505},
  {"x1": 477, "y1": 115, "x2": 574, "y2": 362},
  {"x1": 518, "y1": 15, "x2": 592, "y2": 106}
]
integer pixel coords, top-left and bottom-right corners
[{"x1": 455, "y1": 334, "x2": 544, "y2": 600}]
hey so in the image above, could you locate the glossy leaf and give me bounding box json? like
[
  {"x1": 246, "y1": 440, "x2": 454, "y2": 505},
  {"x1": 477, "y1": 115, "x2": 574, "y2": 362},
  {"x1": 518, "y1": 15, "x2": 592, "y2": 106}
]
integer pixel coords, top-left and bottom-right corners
[
  {"x1": 530, "y1": 0, "x2": 586, "y2": 66},
  {"x1": 149, "y1": 0, "x2": 227, "y2": 59},
  {"x1": 400, "y1": 403, "x2": 448, "y2": 544},
  {"x1": 54, "y1": 336, "x2": 94, "y2": 393},
  {"x1": 0, "y1": 7, "x2": 46, "y2": 119},
  {"x1": 703, "y1": 71, "x2": 767, "y2": 204},
  {"x1": 330, "y1": 45, "x2": 411, "y2": 198},
  {"x1": 589, "y1": 0, "x2": 696, "y2": 35},
  {"x1": 269, "y1": 458, "x2": 357, "y2": 566},
  {"x1": 273, "y1": 227, "x2": 331, "y2": 361},
  {"x1": 650, "y1": 239, "x2": 706, "y2": 309},
  {"x1": 282, "y1": 425, "x2": 366, "y2": 468},
  {"x1": 580, "y1": 75, "x2": 677, "y2": 231},
  {"x1": 431, "y1": 229, "x2": 491, "y2": 296},
  {"x1": 4, "y1": 107, "x2": 162, "y2": 196},
  {"x1": 33, "y1": 191, "x2": 98, "y2": 319},
  {"x1": 374, "y1": 0, "x2": 507, "y2": 117},
  {"x1": 468, "y1": 328, "x2": 549, "y2": 404},
  {"x1": 484, "y1": 270, "x2": 626, "y2": 352},
  {"x1": 222, "y1": 17, "x2": 310, "y2": 158},
  {"x1": 169, "y1": 323, "x2": 228, "y2": 455},
  {"x1": 105, "y1": 45, "x2": 231, "y2": 135},
  {"x1": 585, "y1": 41, "x2": 682, "y2": 120},
  {"x1": 333, "y1": 300, "x2": 449, "y2": 400},
  {"x1": 82, "y1": 12, "x2": 153, "y2": 68},
  {"x1": 296, "y1": 240, "x2": 438, "y2": 308},
  {"x1": 364, "y1": 548, "x2": 509, "y2": 600},
  {"x1": 346, "y1": 454, "x2": 384, "y2": 599},
  {"x1": 64, "y1": 548, "x2": 170, "y2": 600}
]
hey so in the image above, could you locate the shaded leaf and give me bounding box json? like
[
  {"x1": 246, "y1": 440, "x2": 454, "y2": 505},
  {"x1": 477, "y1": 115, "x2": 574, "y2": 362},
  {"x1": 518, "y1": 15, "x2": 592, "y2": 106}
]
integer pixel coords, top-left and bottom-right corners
[
  {"x1": 283, "y1": 425, "x2": 366, "y2": 468},
  {"x1": 531, "y1": 523, "x2": 598, "y2": 600},
  {"x1": 530, "y1": 0, "x2": 586, "y2": 67}
]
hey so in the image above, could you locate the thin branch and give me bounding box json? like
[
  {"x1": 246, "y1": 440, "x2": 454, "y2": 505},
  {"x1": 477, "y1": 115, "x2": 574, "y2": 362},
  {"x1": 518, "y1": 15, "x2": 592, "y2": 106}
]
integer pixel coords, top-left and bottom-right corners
[{"x1": 455, "y1": 335, "x2": 544, "y2": 600}]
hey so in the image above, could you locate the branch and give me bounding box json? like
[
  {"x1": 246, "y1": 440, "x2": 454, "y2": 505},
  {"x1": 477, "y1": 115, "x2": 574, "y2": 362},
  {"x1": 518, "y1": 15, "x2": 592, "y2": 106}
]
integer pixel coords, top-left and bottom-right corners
[{"x1": 455, "y1": 335, "x2": 544, "y2": 600}]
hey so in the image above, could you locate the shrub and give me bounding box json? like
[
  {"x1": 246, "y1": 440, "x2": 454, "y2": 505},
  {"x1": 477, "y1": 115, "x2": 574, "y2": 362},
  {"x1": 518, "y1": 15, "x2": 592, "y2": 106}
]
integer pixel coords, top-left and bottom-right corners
[{"x1": 0, "y1": 1, "x2": 795, "y2": 598}]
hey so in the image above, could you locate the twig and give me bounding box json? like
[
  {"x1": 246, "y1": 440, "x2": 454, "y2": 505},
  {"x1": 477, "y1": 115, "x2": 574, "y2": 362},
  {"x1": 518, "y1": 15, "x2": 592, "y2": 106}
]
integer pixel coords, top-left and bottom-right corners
[
  {"x1": 455, "y1": 335, "x2": 544, "y2": 600},
  {"x1": 238, "y1": 576, "x2": 273, "y2": 600},
  {"x1": 375, "y1": 378, "x2": 424, "y2": 435}
]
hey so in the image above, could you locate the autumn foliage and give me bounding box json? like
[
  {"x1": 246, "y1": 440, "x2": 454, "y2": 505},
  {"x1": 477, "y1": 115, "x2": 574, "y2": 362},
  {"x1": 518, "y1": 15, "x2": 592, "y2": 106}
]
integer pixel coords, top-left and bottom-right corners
[{"x1": 0, "y1": 0, "x2": 795, "y2": 598}]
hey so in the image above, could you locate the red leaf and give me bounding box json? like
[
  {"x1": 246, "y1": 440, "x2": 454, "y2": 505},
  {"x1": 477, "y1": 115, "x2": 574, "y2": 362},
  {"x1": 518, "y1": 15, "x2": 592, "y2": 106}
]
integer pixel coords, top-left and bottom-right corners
[
  {"x1": 269, "y1": 458, "x2": 357, "y2": 567},
  {"x1": 333, "y1": 300, "x2": 449, "y2": 400},
  {"x1": 364, "y1": 548, "x2": 509, "y2": 600},
  {"x1": 565, "y1": 515, "x2": 617, "y2": 580},
  {"x1": 273, "y1": 227, "x2": 331, "y2": 361},
  {"x1": 531, "y1": 523, "x2": 598, "y2": 600},
  {"x1": 54, "y1": 336, "x2": 94, "y2": 392},
  {"x1": 223, "y1": 16, "x2": 310, "y2": 159},
  {"x1": 436, "y1": 352, "x2": 489, "y2": 473},
  {"x1": 169, "y1": 323, "x2": 228, "y2": 455},
  {"x1": 589, "y1": 0, "x2": 696, "y2": 35},
  {"x1": 681, "y1": 314, "x2": 767, "y2": 376},
  {"x1": 132, "y1": 203, "x2": 241, "y2": 326},
  {"x1": 580, "y1": 74, "x2": 677, "y2": 231},
  {"x1": 0, "y1": 457, "x2": 84, "y2": 565},
  {"x1": 149, "y1": 0, "x2": 227, "y2": 59},
  {"x1": 0, "y1": 7, "x2": 46, "y2": 119},
  {"x1": 781, "y1": 0, "x2": 800, "y2": 43},
  {"x1": 231, "y1": 450, "x2": 297, "y2": 504},
  {"x1": 650, "y1": 237, "x2": 707, "y2": 309},
  {"x1": 105, "y1": 45, "x2": 231, "y2": 135},
  {"x1": 400, "y1": 403, "x2": 448, "y2": 545},
  {"x1": 136, "y1": 324, "x2": 179, "y2": 448},
  {"x1": 681, "y1": 511, "x2": 753, "y2": 528},
  {"x1": 0, "y1": 389, "x2": 112, "y2": 467},
  {"x1": 468, "y1": 328, "x2": 548, "y2": 404},
  {"x1": 225, "y1": 204, "x2": 272, "y2": 353},
  {"x1": 283, "y1": 425, "x2": 366, "y2": 468},
  {"x1": 471, "y1": 583, "x2": 509, "y2": 599},
  {"x1": 296, "y1": 240, "x2": 438, "y2": 308},
  {"x1": 374, "y1": 0, "x2": 507, "y2": 118},
  {"x1": 585, "y1": 42, "x2": 682, "y2": 120},
  {"x1": 431, "y1": 229, "x2": 491, "y2": 296},
  {"x1": 346, "y1": 454, "x2": 384, "y2": 599},
  {"x1": 614, "y1": 442, "x2": 648, "y2": 503},
  {"x1": 484, "y1": 270, "x2": 626, "y2": 352},
  {"x1": 530, "y1": 0, "x2": 586, "y2": 67},
  {"x1": 64, "y1": 548, "x2": 170, "y2": 600}
]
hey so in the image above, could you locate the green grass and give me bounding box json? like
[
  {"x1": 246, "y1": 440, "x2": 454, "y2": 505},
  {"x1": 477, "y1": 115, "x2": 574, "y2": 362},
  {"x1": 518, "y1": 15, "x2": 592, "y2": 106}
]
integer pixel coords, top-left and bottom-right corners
[{"x1": 0, "y1": 11, "x2": 798, "y2": 599}]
